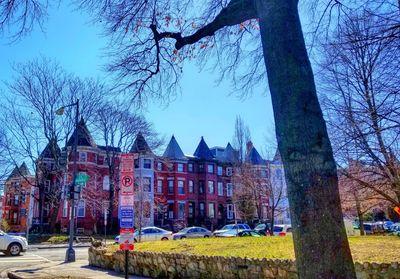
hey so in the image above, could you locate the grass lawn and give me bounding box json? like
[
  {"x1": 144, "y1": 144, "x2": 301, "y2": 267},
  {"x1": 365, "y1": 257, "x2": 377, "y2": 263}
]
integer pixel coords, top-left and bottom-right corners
[{"x1": 110, "y1": 236, "x2": 400, "y2": 263}]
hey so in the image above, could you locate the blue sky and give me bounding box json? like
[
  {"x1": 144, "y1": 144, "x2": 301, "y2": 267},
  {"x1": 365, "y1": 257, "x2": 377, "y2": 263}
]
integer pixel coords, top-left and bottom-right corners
[{"x1": 0, "y1": 2, "x2": 276, "y2": 158}]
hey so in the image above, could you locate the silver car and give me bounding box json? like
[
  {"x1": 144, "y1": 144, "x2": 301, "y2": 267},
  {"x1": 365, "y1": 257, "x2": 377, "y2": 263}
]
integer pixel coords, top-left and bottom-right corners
[
  {"x1": 115, "y1": 226, "x2": 173, "y2": 243},
  {"x1": 0, "y1": 230, "x2": 28, "y2": 256},
  {"x1": 173, "y1": 227, "x2": 212, "y2": 240}
]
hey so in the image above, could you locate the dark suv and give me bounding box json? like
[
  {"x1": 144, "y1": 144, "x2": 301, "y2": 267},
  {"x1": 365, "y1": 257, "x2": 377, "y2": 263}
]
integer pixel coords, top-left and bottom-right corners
[{"x1": 254, "y1": 223, "x2": 271, "y2": 236}]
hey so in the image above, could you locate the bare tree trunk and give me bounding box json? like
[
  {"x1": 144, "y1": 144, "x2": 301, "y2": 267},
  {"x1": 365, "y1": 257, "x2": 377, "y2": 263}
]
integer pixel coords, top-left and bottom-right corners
[
  {"x1": 354, "y1": 195, "x2": 365, "y2": 236},
  {"x1": 270, "y1": 207, "x2": 275, "y2": 236},
  {"x1": 256, "y1": 1, "x2": 355, "y2": 278}
]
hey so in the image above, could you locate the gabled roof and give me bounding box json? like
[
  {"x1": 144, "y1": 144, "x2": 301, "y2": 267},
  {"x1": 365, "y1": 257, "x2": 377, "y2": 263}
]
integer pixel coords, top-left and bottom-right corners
[
  {"x1": 66, "y1": 117, "x2": 96, "y2": 147},
  {"x1": 193, "y1": 137, "x2": 214, "y2": 160},
  {"x1": 130, "y1": 132, "x2": 153, "y2": 155},
  {"x1": 8, "y1": 162, "x2": 30, "y2": 180},
  {"x1": 221, "y1": 142, "x2": 239, "y2": 163},
  {"x1": 163, "y1": 135, "x2": 187, "y2": 160},
  {"x1": 246, "y1": 146, "x2": 265, "y2": 165},
  {"x1": 40, "y1": 138, "x2": 61, "y2": 159}
]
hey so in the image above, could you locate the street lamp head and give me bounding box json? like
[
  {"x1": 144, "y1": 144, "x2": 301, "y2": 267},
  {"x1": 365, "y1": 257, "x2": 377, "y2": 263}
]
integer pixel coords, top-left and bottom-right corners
[{"x1": 55, "y1": 107, "x2": 65, "y2": 116}]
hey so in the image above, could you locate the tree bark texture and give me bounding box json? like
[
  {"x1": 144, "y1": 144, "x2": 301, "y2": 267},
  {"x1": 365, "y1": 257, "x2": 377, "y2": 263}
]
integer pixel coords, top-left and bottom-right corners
[{"x1": 256, "y1": 0, "x2": 356, "y2": 278}]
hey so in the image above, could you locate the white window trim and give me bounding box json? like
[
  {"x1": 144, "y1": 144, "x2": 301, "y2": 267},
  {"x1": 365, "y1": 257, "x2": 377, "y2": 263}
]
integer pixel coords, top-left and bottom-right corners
[
  {"x1": 218, "y1": 182, "x2": 223, "y2": 196},
  {"x1": 227, "y1": 183, "x2": 233, "y2": 197},
  {"x1": 79, "y1": 152, "x2": 87, "y2": 162},
  {"x1": 103, "y1": 175, "x2": 110, "y2": 191},
  {"x1": 208, "y1": 203, "x2": 215, "y2": 218},
  {"x1": 77, "y1": 200, "x2": 86, "y2": 217}
]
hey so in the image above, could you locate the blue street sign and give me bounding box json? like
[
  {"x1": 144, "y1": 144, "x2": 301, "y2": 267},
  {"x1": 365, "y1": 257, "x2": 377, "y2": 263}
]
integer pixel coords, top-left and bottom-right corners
[{"x1": 119, "y1": 206, "x2": 134, "y2": 228}]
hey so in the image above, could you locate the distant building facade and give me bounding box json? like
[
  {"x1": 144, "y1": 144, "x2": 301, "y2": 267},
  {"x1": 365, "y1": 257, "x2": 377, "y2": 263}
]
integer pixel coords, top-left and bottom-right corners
[{"x1": 3, "y1": 120, "x2": 290, "y2": 234}]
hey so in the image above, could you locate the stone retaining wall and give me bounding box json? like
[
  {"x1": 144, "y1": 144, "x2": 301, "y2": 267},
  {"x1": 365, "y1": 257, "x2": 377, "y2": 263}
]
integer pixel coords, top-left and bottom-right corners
[{"x1": 88, "y1": 246, "x2": 400, "y2": 279}]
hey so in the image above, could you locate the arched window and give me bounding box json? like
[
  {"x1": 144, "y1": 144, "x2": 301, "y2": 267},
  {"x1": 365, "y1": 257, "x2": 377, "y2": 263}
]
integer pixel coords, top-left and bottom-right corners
[{"x1": 103, "y1": 175, "x2": 110, "y2": 191}]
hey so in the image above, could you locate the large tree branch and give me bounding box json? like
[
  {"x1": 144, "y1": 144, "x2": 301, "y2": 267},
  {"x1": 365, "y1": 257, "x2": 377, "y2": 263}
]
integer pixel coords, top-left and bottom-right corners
[{"x1": 150, "y1": 0, "x2": 257, "y2": 50}]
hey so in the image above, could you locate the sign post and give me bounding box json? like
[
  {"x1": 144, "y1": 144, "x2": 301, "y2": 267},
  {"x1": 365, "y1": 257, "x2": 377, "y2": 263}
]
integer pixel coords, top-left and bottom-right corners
[{"x1": 118, "y1": 154, "x2": 135, "y2": 279}]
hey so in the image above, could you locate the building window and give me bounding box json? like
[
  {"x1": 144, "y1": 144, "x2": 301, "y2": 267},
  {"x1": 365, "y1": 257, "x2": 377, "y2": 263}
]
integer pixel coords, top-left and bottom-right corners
[
  {"x1": 143, "y1": 159, "x2": 152, "y2": 169},
  {"x1": 198, "y1": 164, "x2": 204, "y2": 172},
  {"x1": 218, "y1": 182, "x2": 223, "y2": 196},
  {"x1": 178, "y1": 202, "x2": 185, "y2": 219},
  {"x1": 62, "y1": 200, "x2": 68, "y2": 217},
  {"x1": 77, "y1": 200, "x2": 85, "y2": 217},
  {"x1": 217, "y1": 166, "x2": 223, "y2": 176},
  {"x1": 177, "y1": 163, "x2": 184, "y2": 172},
  {"x1": 157, "y1": 180, "x2": 163, "y2": 193},
  {"x1": 199, "y1": 181, "x2": 204, "y2": 194},
  {"x1": 199, "y1": 202, "x2": 205, "y2": 217},
  {"x1": 178, "y1": 180, "x2": 185, "y2": 195},
  {"x1": 103, "y1": 175, "x2": 110, "y2": 191},
  {"x1": 157, "y1": 162, "x2": 163, "y2": 171},
  {"x1": 44, "y1": 180, "x2": 51, "y2": 193},
  {"x1": 226, "y1": 167, "x2": 233, "y2": 176},
  {"x1": 207, "y1": 164, "x2": 214, "y2": 173},
  {"x1": 79, "y1": 152, "x2": 87, "y2": 162},
  {"x1": 188, "y1": 202, "x2": 194, "y2": 218},
  {"x1": 227, "y1": 183, "x2": 233, "y2": 197},
  {"x1": 208, "y1": 181, "x2": 214, "y2": 194},
  {"x1": 14, "y1": 195, "x2": 19, "y2": 206},
  {"x1": 227, "y1": 204, "x2": 234, "y2": 219},
  {"x1": 168, "y1": 203, "x2": 174, "y2": 219},
  {"x1": 143, "y1": 177, "x2": 151, "y2": 192},
  {"x1": 188, "y1": 180, "x2": 194, "y2": 193},
  {"x1": 208, "y1": 203, "x2": 215, "y2": 218},
  {"x1": 168, "y1": 180, "x2": 174, "y2": 194},
  {"x1": 134, "y1": 159, "x2": 139, "y2": 168},
  {"x1": 188, "y1": 163, "x2": 193, "y2": 172}
]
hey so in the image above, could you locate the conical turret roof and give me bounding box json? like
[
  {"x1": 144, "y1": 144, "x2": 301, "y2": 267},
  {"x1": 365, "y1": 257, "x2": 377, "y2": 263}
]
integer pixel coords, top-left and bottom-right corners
[
  {"x1": 40, "y1": 138, "x2": 61, "y2": 159},
  {"x1": 193, "y1": 137, "x2": 214, "y2": 160},
  {"x1": 163, "y1": 135, "x2": 187, "y2": 160},
  {"x1": 273, "y1": 148, "x2": 282, "y2": 162},
  {"x1": 221, "y1": 142, "x2": 239, "y2": 163},
  {"x1": 130, "y1": 132, "x2": 153, "y2": 155},
  {"x1": 66, "y1": 117, "x2": 96, "y2": 147},
  {"x1": 246, "y1": 145, "x2": 265, "y2": 165}
]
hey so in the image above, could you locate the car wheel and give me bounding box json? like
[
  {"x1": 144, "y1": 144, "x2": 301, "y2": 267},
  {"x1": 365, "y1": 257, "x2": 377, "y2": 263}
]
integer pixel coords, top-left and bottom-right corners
[
  {"x1": 161, "y1": 237, "x2": 169, "y2": 241},
  {"x1": 7, "y1": 243, "x2": 22, "y2": 256},
  {"x1": 204, "y1": 235, "x2": 209, "y2": 238},
  {"x1": 180, "y1": 236, "x2": 186, "y2": 240}
]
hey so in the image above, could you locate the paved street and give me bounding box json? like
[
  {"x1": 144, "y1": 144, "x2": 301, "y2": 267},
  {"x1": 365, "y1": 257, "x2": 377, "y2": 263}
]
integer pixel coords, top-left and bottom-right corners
[
  {"x1": 0, "y1": 247, "x2": 143, "y2": 278},
  {"x1": 0, "y1": 247, "x2": 88, "y2": 278}
]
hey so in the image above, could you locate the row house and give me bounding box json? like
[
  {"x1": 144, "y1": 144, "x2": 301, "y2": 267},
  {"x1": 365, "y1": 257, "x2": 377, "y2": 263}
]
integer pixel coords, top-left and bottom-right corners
[
  {"x1": 2, "y1": 163, "x2": 37, "y2": 234},
  {"x1": 3, "y1": 119, "x2": 289, "y2": 234}
]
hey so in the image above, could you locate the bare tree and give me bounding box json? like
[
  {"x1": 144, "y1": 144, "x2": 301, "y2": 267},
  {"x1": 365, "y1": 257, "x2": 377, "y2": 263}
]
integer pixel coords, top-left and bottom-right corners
[
  {"x1": 0, "y1": 1, "x2": 361, "y2": 276},
  {"x1": 93, "y1": 102, "x2": 157, "y2": 233},
  {"x1": 319, "y1": 12, "x2": 400, "y2": 211},
  {"x1": 0, "y1": 57, "x2": 104, "y2": 233}
]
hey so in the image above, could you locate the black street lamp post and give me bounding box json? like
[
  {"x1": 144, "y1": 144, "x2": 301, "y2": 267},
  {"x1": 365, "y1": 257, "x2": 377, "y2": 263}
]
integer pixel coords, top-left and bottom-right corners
[{"x1": 56, "y1": 99, "x2": 79, "y2": 263}]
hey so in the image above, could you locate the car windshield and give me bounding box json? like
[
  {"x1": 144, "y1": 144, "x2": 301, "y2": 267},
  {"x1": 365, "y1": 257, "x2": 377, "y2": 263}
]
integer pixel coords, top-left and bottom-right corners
[
  {"x1": 255, "y1": 224, "x2": 266, "y2": 230},
  {"x1": 178, "y1": 228, "x2": 191, "y2": 233},
  {"x1": 221, "y1": 225, "x2": 234, "y2": 230},
  {"x1": 273, "y1": 226, "x2": 283, "y2": 232}
]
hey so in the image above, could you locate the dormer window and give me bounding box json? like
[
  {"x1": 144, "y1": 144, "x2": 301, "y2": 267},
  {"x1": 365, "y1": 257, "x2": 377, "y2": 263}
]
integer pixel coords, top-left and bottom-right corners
[{"x1": 79, "y1": 152, "x2": 87, "y2": 162}]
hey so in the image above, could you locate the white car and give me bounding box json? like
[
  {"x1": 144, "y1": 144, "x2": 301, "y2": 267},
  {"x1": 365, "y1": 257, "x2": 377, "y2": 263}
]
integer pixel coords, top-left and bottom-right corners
[
  {"x1": 115, "y1": 226, "x2": 173, "y2": 243},
  {"x1": 0, "y1": 231, "x2": 28, "y2": 256},
  {"x1": 273, "y1": 224, "x2": 292, "y2": 236}
]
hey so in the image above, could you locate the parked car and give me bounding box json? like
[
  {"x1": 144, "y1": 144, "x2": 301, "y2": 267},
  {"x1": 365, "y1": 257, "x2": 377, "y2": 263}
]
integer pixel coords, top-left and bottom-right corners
[
  {"x1": 389, "y1": 222, "x2": 400, "y2": 233},
  {"x1": 273, "y1": 224, "x2": 292, "y2": 236},
  {"x1": 0, "y1": 230, "x2": 28, "y2": 256},
  {"x1": 115, "y1": 226, "x2": 173, "y2": 243},
  {"x1": 254, "y1": 223, "x2": 271, "y2": 236},
  {"x1": 213, "y1": 224, "x2": 251, "y2": 237},
  {"x1": 363, "y1": 223, "x2": 385, "y2": 235},
  {"x1": 173, "y1": 227, "x2": 211, "y2": 240},
  {"x1": 238, "y1": 230, "x2": 262, "y2": 237}
]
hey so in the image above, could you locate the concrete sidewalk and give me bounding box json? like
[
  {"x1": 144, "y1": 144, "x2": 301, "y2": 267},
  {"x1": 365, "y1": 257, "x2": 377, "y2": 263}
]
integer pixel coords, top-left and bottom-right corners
[{"x1": 7, "y1": 260, "x2": 147, "y2": 279}]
